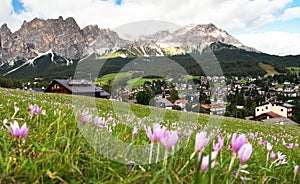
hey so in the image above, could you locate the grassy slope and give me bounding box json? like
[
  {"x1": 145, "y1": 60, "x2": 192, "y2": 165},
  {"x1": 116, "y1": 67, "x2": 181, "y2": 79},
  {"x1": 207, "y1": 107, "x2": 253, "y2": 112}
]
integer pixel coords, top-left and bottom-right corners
[
  {"x1": 0, "y1": 88, "x2": 299, "y2": 183},
  {"x1": 259, "y1": 63, "x2": 280, "y2": 77},
  {"x1": 95, "y1": 72, "x2": 160, "y2": 88}
]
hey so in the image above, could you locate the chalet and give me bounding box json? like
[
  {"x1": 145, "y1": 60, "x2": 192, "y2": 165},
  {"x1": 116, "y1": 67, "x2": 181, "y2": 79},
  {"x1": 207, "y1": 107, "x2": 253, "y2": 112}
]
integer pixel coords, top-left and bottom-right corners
[
  {"x1": 44, "y1": 79, "x2": 110, "y2": 98},
  {"x1": 255, "y1": 102, "x2": 294, "y2": 118}
]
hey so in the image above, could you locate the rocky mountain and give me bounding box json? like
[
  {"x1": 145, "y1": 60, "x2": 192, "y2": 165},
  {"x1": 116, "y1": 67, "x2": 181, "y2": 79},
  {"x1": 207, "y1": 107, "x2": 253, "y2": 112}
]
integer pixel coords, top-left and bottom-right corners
[
  {"x1": 0, "y1": 16, "x2": 258, "y2": 64},
  {"x1": 113, "y1": 23, "x2": 258, "y2": 58},
  {"x1": 0, "y1": 16, "x2": 127, "y2": 64}
]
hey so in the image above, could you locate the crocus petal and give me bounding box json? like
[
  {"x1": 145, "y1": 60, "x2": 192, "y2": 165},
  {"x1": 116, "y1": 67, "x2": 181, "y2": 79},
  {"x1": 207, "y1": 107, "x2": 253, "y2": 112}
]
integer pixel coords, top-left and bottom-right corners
[
  {"x1": 20, "y1": 123, "x2": 28, "y2": 140},
  {"x1": 295, "y1": 165, "x2": 299, "y2": 176},
  {"x1": 161, "y1": 131, "x2": 179, "y2": 150},
  {"x1": 238, "y1": 143, "x2": 253, "y2": 165},
  {"x1": 195, "y1": 131, "x2": 210, "y2": 152},
  {"x1": 145, "y1": 127, "x2": 155, "y2": 143},
  {"x1": 232, "y1": 133, "x2": 247, "y2": 153},
  {"x1": 10, "y1": 121, "x2": 21, "y2": 138}
]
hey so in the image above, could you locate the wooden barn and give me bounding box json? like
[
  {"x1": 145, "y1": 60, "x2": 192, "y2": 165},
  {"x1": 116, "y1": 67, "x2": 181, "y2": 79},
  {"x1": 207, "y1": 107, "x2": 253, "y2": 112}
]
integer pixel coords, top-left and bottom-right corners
[{"x1": 44, "y1": 79, "x2": 110, "y2": 98}]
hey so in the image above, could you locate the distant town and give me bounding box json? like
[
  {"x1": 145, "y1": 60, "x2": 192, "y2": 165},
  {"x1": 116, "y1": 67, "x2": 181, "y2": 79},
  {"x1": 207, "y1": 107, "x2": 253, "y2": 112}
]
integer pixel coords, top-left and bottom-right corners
[{"x1": 2, "y1": 70, "x2": 298, "y2": 126}]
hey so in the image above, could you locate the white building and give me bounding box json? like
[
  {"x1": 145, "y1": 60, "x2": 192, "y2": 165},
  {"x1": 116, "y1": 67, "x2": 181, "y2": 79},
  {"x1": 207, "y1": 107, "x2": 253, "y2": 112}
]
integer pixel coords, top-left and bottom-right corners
[{"x1": 255, "y1": 102, "x2": 294, "y2": 118}]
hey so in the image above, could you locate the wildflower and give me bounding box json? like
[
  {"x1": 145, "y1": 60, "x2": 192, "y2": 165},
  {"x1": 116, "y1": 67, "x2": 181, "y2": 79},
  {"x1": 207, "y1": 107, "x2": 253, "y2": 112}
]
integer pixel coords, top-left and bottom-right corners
[
  {"x1": 294, "y1": 165, "x2": 299, "y2": 181},
  {"x1": 201, "y1": 151, "x2": 218, "y2": 172},
  {"x1": 195, "y1": 131, "x2": 210, "y2": 152},
  {"x1": 232, "y1": 133, "x2": 247, "y2": 153},
  {"x1": 184, "y1": 129, "x2": 193, "y2": 137},
  {"x1": 14, "y1": 105, "x2": 19, "y2": 114},
  {"x1": 107, "y1": 116, "x2": 114, "y2": 122},
  {"x1": 93, "y1": 116, "x2": 102, "y2": 126},
  {"x1": 270, "y1": 151, "x2": 276, "y2": 160},
  {"x1": 132, "y1": 126, "x2": 138, "y2": 139},
  {"x1": 277, "y1": 152, "x2": 288, "y2": 165},
  {"x1": 29, "y1": 104, "x2": 42, "y2": 115},
  {"x1": 80, "y1": 111, "x2": 92, "y2": 124},
  {"x1": 153, "y1": 124, "x2": 167, "y2": 142},
  {"x1": 267, "y1": 142, "x2": 272, "y2": 152},
  {"x1": 161, "y1": 130, "x2": 179, "y2": 150},
  {"x1": 213, "y1": 135, "x2": 224, "y2": 152},
  {"x1": 287, "y1": 143, "x2": 294, "y2": 149},
  {"x1": 6, "y1": 121, "x2": 28, "y2": 140},
  {"x1": 238, "y1": 143, "x2": 253, "y2": 165},
  {"x1": 145, "y1": 126, "x2": 155, "y2": 143}
]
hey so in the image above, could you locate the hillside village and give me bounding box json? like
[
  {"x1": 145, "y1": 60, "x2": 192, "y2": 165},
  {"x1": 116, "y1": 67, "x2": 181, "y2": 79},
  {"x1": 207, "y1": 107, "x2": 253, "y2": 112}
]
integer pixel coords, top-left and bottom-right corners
[{"x1": 102, "y1": 71, "x2": 300, "y2": 125}]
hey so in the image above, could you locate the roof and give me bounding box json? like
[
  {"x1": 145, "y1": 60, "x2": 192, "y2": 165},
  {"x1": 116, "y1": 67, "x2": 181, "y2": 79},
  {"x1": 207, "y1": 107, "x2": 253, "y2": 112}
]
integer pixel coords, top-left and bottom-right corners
[
  {"x1": 265, "y1": 111, "x2": 282, "y2": 118},
  {"x1": 282, "y1": 103, "x2": 294, "y2": 108},
  {"x1": 46, "y1": 79, "x2": 110, "y2": 96},
  {"x1": 201, "y1": 104, "x2": 225, "y2": 109},
  {"x1": 154, "y1": 96, "x2": 173, "y2": 107},
  {"x1": 259, "y1": 102, "x2": 294, "y2": 108}
]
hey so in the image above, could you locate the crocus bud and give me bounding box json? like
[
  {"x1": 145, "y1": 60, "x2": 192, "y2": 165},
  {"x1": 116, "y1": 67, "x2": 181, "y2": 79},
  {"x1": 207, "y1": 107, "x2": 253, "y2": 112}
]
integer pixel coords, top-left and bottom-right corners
[
  {"x1": 295, "y1": 165, "x2": 299, "y2": 177},
  {"x1": 267, "y1": 142, "x2": 272, "y2": 152}
]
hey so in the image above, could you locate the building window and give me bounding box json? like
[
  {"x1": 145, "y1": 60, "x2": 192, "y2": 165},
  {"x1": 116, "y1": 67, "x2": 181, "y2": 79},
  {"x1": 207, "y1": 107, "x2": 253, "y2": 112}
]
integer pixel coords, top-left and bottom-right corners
[
  {"x1": 257, "y1": 109, "x2": 259, "y2": 111},
  {"x1": 266, "y1": 106, "x2": 268, "y2": 110},
  {"x1": 281, "y1": 109, "x2": 283, "y2": 112}
]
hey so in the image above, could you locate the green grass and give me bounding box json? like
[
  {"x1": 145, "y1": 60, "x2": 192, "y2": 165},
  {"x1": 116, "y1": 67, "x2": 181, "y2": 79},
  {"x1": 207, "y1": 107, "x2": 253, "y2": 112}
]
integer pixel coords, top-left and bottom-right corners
[
  {"x1": 96, "y1": 72, "x2": 132, "y2": 83},
  {"x1": 0, "y1": 88, "x2": 299, "y2": 183},
  {"x1": 286, "y1": 67, "x2": 300, "y2": 75},
  {"x1": 237, "y1": 79, "x2": 247, "y2": 83},
  {"x1": 96, "y1": 72, "x2": 161, "y2": 88},
  {"x1": 126, "y1": 78, "x2": 158, "y2": 88},
  {"x1": 259, "y1": 63, "x2": 280, "y2": 77}
]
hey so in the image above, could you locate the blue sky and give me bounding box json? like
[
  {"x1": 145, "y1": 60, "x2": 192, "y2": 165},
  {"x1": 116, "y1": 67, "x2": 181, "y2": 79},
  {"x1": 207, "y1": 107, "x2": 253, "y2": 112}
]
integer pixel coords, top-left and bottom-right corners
[{"x1": 2, "y1": 0, "x2": 300, "y2": 55}]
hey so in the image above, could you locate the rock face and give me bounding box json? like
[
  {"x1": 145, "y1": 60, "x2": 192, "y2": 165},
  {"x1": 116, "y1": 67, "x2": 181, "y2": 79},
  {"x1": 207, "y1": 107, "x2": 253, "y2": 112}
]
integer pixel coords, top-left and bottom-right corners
[
  {"x1": 0, "y1": 16, "x2": 258, "y2": 64},
  {"x1": 0, "y1": 16, "x2": 126, "y2": 63}
]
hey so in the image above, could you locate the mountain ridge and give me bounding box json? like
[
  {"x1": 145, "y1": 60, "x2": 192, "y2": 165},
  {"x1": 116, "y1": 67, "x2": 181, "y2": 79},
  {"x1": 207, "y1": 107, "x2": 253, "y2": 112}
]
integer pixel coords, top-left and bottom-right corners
[{"x1": 0, "y1": 16, "x2": 259, "y2": 64}]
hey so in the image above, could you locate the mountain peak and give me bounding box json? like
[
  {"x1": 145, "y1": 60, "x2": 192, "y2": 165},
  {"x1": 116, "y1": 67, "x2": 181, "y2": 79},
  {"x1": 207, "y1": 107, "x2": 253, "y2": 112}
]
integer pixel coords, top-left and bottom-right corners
[{"x1": 0, "y1": 17, "x2": 260, "y2": 63}]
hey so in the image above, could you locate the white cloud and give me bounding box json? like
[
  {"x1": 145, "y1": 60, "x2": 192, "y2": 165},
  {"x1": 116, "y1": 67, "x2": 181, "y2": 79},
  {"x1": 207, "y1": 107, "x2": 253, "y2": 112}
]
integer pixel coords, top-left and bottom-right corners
[
  {"x1": 281, "y1": 6, "x2": 300, "y2": 21},
  {"x1": 236, "y1": 31, "x2": 300, "y2": 56},
  {"x1": 0, "y1": 0, "x2": 293, "y2": 32}
]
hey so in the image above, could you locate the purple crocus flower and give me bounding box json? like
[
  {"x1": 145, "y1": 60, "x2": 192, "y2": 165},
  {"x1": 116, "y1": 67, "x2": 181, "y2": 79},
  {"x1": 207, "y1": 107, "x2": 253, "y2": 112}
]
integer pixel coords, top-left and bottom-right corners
[
  {"x1": 184, "y1": 129, "x2": 193, "y2": 137},
  {"x1": 9, "y1": 121, "x2": 21, "y2": 138},
  {"x1": 80, "y1": 111, "x2": 92, "y2": 124},
  {"x1": 93, "y1": 116, "x2": 102, "y2": 126},
  {"x1": 145, "y1": 126, "x2": 155, "y2": 143},
  {"x1": 132, "y1": 126, "x2": 138, "y2": 139},
  {"x1": 238, "y1": 143, "x2": 253, "y2": 165},
  {"x1": 153, "y1": 124, "x2": 167, "y2": 142},
  {"x1": 20, "y1": 123, "x2": 28, "y2": 140},
  {"x1": 295, "y1": 165, "x2": 299, "y2": 178},
  {"x1": 29, "y1": 104, "x2": 42, "y2": 115},
  {"x1": 232, "y1": 133, "x2": 247, "y2": 153},
  {"x1": 213, "y1": 135, "x2": 224, "y2": 152},
  {"x1": 270, "y1": 151, "x2": 276, "y2": 160},
  {"x1": 161, "y1": 131, "x2": 179, "y2": 150},
  {"x1": 14, "y1": 105, "x2": 19, "y2": 114},
  {"x1": 267, "y1": 142, "x2": 272, "y2": 152},
  {"x1": 195, "y1": 131, "x2": 210, "y2": 152},
  {"x1": 201, "y1": 151, "x2": 218, "y2": 172},
  {"x1": 7, "y1": 121, "x2": 28, "y2": 140}
]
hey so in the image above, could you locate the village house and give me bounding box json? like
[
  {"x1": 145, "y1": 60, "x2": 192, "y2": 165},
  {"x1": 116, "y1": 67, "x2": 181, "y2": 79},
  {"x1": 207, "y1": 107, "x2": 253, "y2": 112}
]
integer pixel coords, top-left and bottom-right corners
[
  {"x1": 201, "y1": 103, "x2": 226, "y2": 116},
  {"x1": 253, "y1": 102, "x2": 294, "y2": 121},
  {"x1": 44, "y1": 79, "x2": 110, "y2": 98},
  {"x1": 151, "y1": 95, "x2": 174, "y2": 110}
]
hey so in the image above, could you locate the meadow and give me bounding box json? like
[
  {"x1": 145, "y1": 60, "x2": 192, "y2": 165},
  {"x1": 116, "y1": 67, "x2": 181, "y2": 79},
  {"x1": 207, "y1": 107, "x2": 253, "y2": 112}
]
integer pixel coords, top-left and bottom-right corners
[
  {"x1": 0, "y1": 88, "x2": 299, "y2": 183},
  {"x1": 259, "y1": 63, "x2": 279, "y2": 77}
]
